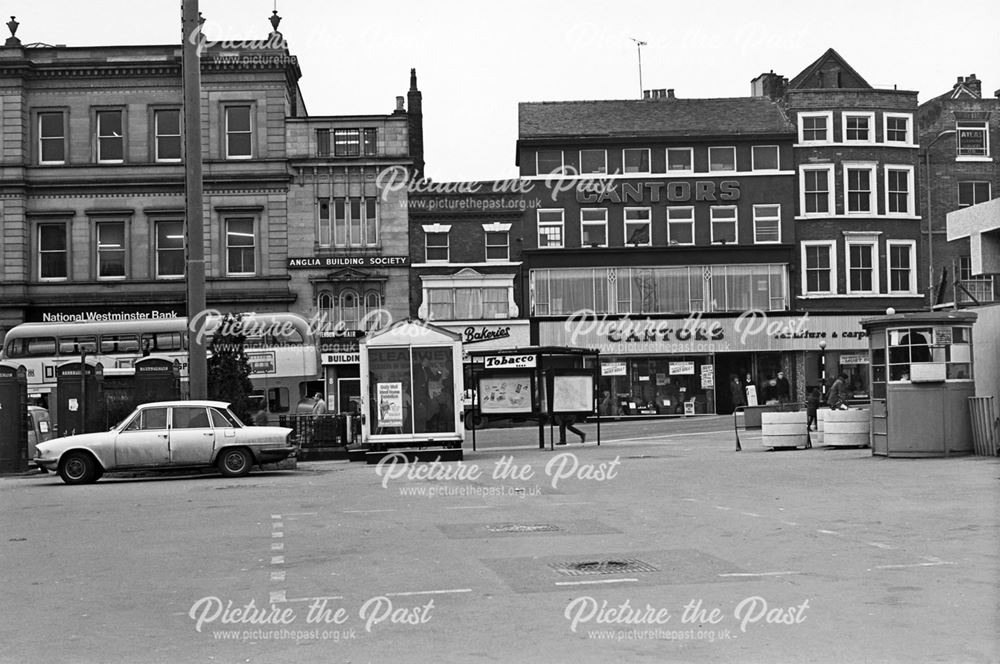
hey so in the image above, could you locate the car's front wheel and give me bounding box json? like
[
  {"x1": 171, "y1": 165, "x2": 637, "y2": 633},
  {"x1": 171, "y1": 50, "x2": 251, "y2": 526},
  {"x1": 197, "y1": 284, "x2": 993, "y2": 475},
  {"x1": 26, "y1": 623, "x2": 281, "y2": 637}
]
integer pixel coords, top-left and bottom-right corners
[
  {"x1": 217, "y1": 448, "x2": 253, "y2": 477},
  {"x1": 59, "y1": 452, "x2": 100, "y2": 485}
]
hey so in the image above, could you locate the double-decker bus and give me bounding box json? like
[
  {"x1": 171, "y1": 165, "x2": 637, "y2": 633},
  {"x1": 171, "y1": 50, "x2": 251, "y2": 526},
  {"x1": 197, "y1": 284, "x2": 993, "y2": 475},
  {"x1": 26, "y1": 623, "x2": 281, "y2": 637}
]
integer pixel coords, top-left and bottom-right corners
[{"x1": 0, "y1": 313, "x2": 321, "y2": 425}]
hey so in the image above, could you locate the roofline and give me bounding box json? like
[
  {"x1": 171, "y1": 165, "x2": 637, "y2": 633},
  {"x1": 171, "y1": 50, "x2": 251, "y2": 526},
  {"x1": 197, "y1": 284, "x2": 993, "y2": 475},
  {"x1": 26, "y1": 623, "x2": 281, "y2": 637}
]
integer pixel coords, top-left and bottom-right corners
[{"x1": 516, "y1": 131, "x2": 796, "y2": 144}]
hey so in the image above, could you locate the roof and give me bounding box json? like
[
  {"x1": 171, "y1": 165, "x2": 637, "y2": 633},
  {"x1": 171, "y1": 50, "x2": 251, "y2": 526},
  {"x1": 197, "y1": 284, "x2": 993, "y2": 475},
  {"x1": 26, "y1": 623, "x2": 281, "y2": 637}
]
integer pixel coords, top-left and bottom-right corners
[
  {"x1": 518, "y1": 97, "x2": 794, "y2": 140},
  {"x1": 787, "y1": 48, "x2": 871, "y2": 90},
  {"x1": 137, "y1": 400, "x2": 232, "y2": 408}
]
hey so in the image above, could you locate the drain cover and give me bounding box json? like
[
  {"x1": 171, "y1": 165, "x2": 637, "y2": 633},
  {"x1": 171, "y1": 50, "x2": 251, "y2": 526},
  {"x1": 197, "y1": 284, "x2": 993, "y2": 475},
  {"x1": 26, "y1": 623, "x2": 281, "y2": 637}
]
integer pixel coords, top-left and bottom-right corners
[
  {"x1": 550, "y1": 558, "x2": 659, "y2": 576},
  {"x1": 485, "y1": 523, "x2": 561, "y2": 534}
]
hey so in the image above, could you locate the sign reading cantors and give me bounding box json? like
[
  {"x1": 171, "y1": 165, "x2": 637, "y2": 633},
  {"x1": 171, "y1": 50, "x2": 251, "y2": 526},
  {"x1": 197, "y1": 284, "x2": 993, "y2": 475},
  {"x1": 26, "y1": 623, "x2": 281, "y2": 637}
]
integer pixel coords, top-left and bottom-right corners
[{"x1": 483, "y1": 354, "x2": 536, "y2": 369}]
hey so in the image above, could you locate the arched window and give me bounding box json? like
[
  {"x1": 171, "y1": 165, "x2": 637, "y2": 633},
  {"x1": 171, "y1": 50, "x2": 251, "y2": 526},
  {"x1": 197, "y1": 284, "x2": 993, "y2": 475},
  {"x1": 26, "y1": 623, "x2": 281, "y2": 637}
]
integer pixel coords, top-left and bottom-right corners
[
  {"x1": 364, "y1": 291, "x2": 382, "y2": 331},
  {"x1": 339, "y1": 289, "x2": 360, "y2": 331}
]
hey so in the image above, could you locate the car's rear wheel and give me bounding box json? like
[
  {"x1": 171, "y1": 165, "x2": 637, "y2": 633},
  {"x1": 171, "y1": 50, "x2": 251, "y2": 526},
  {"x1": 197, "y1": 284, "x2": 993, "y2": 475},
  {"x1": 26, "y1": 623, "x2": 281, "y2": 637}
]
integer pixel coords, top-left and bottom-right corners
[
  {"x1": 218, "y1": 448, "x2": 253, "y2": 477},
  {"x1": 59, "y1": 452, "x2": 100, "y2": 485}
]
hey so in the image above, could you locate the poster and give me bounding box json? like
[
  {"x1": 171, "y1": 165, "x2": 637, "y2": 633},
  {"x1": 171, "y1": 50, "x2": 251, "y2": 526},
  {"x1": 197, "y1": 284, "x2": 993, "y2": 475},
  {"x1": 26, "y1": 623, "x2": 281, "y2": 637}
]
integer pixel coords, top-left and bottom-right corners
[
  {"x1": 745, "y1": 385, "x2": 758, "y2": 407},
  {"x1": 368, "y1": 348, "x2": 412, "y2": 433},
  {"x1": 669, "y1": 362, "x2": 695, "y2": 375},
  {"x1": 478, "y1": 375, "x2": 533, "y2": 414},
  {"x1": 601, "y1": 362, "x2": 627, "y2": 376},
  {"x1": 656, "y1": 372, "x2": 667, "y2": 386},
  {"x1": 552, "y1": 374, "x2": 594, "y2": 413},
  {"x1": 700, "y1": 364, "x2": 715, "y2": 389},
  {"x1": 376, "y1": 382, "x2": 403, "y2": 428}
]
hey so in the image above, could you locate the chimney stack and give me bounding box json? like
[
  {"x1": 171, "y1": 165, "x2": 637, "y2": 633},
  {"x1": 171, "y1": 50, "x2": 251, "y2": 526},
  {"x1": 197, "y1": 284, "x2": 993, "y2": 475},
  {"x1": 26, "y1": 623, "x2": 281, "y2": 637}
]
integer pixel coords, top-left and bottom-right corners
[
  {"x1": 395, "y1": 96, "x2": 405, "y2": 112},
  {"x1": 667, "y1": 89, "x2": 674, "y2": 99}
]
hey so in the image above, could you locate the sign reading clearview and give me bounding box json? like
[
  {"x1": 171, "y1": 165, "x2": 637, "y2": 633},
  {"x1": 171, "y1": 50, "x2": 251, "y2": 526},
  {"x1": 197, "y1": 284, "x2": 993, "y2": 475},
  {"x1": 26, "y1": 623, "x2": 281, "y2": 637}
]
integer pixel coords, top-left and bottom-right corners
[{"x1": 287, "y1": 256, "x2": 409, "y2": 269}]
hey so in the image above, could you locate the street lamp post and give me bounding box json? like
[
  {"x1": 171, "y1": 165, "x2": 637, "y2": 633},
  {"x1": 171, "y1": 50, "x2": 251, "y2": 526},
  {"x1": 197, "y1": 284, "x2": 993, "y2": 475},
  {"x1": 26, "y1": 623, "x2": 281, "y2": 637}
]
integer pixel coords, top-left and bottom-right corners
[
  {"x1": 818, "y1": 339, "x2": 827, "y2": 391},
  {"x1": 924, "y1": 129, "x2": 957, "y2": 309}
]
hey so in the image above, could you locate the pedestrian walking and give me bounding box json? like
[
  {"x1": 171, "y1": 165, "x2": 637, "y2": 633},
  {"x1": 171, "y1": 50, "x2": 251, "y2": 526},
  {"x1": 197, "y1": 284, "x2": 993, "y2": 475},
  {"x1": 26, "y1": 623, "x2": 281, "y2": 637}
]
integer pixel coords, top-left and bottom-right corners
[
  {"x1": 806, "y1": 385, "x2": 822, "y2": 430},
  {"x1": 827, "y1": 373, "x2": 849, "y2": 410},
  {"x1": 311, "y1": 392, "x2": 328, "y2": 414},
  {"x1": 775, "y1": 371, "x2": 791, "y2": 403},
  {"x1": 555, "y1": 413, "x2": 586, "y2": 445}
]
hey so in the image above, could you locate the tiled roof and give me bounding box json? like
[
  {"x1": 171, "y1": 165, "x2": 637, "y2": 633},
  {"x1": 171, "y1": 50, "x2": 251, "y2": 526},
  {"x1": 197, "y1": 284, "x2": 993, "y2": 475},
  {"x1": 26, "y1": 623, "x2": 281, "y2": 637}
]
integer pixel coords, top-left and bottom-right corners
[{"x1": 518, "y1": 97, "x2": 794, "y2": 139}]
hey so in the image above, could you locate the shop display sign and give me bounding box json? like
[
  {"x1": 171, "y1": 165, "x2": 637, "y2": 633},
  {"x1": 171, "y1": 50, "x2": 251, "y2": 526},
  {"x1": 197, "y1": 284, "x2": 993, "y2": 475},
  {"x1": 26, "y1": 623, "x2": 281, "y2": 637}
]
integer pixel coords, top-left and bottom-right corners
[
  {"x1": 376, "y1": 382, "x2": 404, "y2": 427},
  {"x1": 669, "y1": 362, "x2": 695, "y2": 375},
  {"x1": 484, "y1": 354, "x2": 536, "y2": 369},
  {"x1": 478, "y1": 375, "x2": 533, "y2": 414},
  {"x1": 601, "y1": 362, "x2": 627, "y2": 376},
  {"x1": 933, "y1": 328, "x2": 953, "y2": 346},
  {"x1": 839, "y1": 353, "x2": 869, "y2": 365},
  {"x1": 700, "y1": 364, "x2": 715, "y2": 389}
]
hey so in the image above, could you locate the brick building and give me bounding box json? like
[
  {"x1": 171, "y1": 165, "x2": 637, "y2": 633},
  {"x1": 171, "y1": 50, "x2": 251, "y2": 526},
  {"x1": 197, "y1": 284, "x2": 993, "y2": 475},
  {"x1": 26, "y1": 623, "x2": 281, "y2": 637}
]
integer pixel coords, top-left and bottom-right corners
[
  {"x1": 408, "y1": 181, "x2": 530, "y2": 384},
  {"x1": 917, "y1": 74, "x2": 1000, "y2": 307},
  {"x1": 514, "y1": 93, "x2": 819, "y2": 415},
  {"x1": 283, "y1": 70, "x2": 423, "y2": 412},
  {"x1": 753, "y1": 49, "x2": 926, "y2": 400},
  {"x1": 0, "y1": 18, "x2": 303, "y2": 332}
]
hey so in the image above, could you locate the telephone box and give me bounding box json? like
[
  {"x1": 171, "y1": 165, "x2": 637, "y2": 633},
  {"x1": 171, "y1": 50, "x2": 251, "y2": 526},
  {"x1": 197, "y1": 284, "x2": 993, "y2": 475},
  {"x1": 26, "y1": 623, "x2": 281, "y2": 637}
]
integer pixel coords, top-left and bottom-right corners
[
  {"x1": 862, "y1": 311, "x2": 977, "y2": 457},
  {"x1": 0, "y1": 362, "x2": 29, "y2": 472},
  {"x1": 55, "y1": 361, "x2": 104, "y2": 437},
  {"x1": 360, "y1": 321, "x2": 464, "y2": 449}
]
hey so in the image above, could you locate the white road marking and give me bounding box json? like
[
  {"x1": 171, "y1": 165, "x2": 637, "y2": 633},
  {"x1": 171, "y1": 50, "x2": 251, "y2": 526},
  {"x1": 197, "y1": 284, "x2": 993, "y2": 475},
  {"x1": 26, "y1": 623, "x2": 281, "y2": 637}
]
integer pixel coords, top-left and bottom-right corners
[
  {"x1": 682, "y1": 498, "x2": 700, "y2": 502},
  {"x1": 865, "y1": 542, "x2": 896, "y2": 550},
  {"x1": 271, "y1": 542, "x2": 284, "y2": 551},
  {"x1": 740, "y1": 512, "x2": 762, "y2": 518},
  {"x1": 383, "y1": 588, "x2": 473, "y2": 597},
  {"x1": 342, "y1": 509, "x2": 396, "y2": 514},
  {"x1": 273, "y1": 521, "x2": 284, "y2": 529},
  {"x1": 446, "y1": 505, "x2": 494, "y2": 510},
  {"x1": 714, "y1": 506, "x2": 732, "y2": 511},
  {"x1": 550, "y1": 502, "x2": 594, "y2": 506},
  {"x1": 270, "y1": 571, "x2": 286, "y2": 582},
  {"x1": 271, "y1": 514, "x2": 282, "y2": 519},
  {"x1": 718, "y1": 571, "x2": 802, "y2": 577},
  {"x1": 283, "y1": 512, "x2": 319, "y2": 517},
  {"x1": 554, "y1": 578, "x2": 640, "y2": 586},
  {"x1": 871, "y1": 560, "x2": 956, "y2": 570},
  {"x1": 780, "y1": 521, "x2": 799, "y2": 527},
  {"x1": 817, "y1": 529, "x2": 841, "y2": 535},
  {"x1": 271, "y1": 556, "x2": 285, "y2": 565}
]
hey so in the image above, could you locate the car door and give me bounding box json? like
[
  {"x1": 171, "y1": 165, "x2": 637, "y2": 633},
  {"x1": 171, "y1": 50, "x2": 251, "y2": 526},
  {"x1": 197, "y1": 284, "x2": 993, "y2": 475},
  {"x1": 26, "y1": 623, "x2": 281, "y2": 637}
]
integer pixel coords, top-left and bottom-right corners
[
  {"x1": 169, "y1": 406, "x2": 215, "y2": 465},
  {"x1": 115, "y1": 407, "x2": 171, "y2": 467}
]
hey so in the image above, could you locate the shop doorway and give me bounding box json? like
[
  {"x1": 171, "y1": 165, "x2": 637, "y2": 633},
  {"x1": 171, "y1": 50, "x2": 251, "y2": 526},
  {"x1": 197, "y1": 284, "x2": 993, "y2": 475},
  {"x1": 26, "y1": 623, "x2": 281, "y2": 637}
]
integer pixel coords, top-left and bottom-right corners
[
  {"x1": 337, "y1": 378, "x2": 361, "y2": 414},
  {"x1": 715, "y1": 352, "x2": 754, "y2": 414}
]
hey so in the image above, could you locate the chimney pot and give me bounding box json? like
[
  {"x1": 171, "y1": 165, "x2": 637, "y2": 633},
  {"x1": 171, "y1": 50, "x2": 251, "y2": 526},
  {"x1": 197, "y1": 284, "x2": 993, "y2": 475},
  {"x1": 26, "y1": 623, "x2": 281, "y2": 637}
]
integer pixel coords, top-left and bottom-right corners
[
  {"x1": 667, "y1": 89, "x2": 675, "y2": 99},
  {"x1": 395, "y1": 96, "x2": 405, "y2": 111},
  {"x1": 643, "y1": 90, "x2": 651, "y2": 99}
]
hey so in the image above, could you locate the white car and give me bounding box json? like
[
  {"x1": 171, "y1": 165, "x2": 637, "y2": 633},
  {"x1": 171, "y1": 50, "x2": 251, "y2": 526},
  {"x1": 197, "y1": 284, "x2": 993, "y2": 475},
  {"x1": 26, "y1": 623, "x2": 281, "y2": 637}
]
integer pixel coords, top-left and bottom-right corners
[{"x1": 33, "y1": 400, "x2": 295, "y2": 485}]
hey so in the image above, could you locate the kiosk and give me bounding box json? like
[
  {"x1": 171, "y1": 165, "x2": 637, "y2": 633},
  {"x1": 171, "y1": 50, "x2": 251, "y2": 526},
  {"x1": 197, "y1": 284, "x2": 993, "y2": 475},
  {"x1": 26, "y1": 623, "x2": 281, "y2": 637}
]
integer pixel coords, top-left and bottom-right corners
[
  {"x1": 0, "y1": 363, "x2": 29, "y2": 473},
  {"x1": 359, "y1": 321, "x2": 464, "y2": 462},
  {"x1": 468, "y1": 346, "x2": 601, "y2": 451},
  {"x1": 862, "y1": 311, "x2": 977, "y2": 457}
]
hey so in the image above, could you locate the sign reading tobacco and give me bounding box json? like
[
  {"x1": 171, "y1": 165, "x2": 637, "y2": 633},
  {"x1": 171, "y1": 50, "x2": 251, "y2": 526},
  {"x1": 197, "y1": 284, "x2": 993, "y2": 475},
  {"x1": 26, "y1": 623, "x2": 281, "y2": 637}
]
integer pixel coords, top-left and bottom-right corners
[{"x1": 287, "y1": 256, "x2": 410, "y2": 269}]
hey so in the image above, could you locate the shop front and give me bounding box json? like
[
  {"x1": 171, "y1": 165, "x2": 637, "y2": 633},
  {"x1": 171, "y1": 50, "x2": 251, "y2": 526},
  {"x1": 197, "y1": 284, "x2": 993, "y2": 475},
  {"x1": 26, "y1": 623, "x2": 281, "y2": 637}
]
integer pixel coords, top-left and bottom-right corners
[
  {"x1": 319, "y1": 334, "x2": 362, "y2": 414},
  {"x1": 439, "y1": 320, "x2": 531, "y2": 388},
  {"x1": 537, "y1": 311, "x2": 872, "y2": 415}
]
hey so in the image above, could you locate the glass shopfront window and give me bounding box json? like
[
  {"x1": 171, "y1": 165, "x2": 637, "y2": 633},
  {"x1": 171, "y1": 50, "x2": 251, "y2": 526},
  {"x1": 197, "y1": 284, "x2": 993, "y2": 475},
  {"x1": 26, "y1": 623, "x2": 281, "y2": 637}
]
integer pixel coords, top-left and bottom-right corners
[{"x1": 594, "y1": 355, "x2": 713, "y2": 416}]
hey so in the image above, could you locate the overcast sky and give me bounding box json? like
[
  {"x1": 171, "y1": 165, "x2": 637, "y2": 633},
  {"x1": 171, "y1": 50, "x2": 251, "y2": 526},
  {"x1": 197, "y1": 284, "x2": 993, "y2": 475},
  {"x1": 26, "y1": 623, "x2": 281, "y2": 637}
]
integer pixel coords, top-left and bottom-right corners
[{"x1": 7, "y1": 0, "x2": 999, "y2": 181}]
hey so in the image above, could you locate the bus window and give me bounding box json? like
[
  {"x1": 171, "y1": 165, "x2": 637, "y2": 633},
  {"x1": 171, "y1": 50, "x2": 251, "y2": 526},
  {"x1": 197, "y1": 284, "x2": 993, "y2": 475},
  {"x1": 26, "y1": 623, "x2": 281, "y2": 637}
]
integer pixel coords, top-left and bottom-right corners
[
  {"x1": 141, "y1": 332, "x2": 185, "y2": 352},
  {"x1": 100, "y1": 334, "x2": 140, "y2": 354},
  {"x1": 5, "y1": 337, "x2": 57, "y2": 358},
  {"x1": 58, "y1": 335, "x2": 97, "y2": 355},
  {"x1": 268, "y1": 387, "x2": 289, "y2": 413}
]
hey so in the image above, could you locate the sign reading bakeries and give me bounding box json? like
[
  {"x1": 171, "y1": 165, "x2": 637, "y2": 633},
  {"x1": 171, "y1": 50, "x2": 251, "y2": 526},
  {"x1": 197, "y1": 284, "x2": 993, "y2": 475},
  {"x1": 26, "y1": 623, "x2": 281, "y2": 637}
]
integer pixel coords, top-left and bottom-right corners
[{"x1": 287, "y1": 256, "x2": 410, "y2": 269}]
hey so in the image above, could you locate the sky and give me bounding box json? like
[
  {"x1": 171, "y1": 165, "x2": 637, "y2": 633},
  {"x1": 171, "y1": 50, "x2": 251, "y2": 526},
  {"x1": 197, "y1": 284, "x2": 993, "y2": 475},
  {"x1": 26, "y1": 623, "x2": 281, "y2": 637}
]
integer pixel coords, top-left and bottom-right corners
[{"x1": 6, "y1": 0, "x2": 999, "y2": 181}]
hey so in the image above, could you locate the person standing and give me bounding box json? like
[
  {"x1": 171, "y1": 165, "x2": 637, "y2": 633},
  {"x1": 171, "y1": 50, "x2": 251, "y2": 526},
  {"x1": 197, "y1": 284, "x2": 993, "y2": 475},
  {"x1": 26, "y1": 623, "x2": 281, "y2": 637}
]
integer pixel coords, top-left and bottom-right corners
[
  {"x1": 729, "y1": 375, "x2": 746, "y2": 411},
  {"x1": 827, "y1": 373, "x2": 849, "y2": 410},
  {"x1": 311, "y1": 392, "x2": 328, "y2": 414},
  {"x1": 775, "y1": 371, "x2": 791, "y2": 403},
  {"x1": 806, "y1": 384, "x2": 822, "y2": 430}
]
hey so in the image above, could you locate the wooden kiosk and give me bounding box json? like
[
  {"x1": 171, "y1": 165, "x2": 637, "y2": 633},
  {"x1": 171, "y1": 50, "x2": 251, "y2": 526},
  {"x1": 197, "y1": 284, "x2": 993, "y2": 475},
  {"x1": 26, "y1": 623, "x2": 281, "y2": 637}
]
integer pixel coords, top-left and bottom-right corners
[
  {"x1": 862, "y1": 311, "x2": 977, "y2": 457},
  {"x1": 358, "y1": 321, "x2": 465, "y2": 463},
  {"x1": 467, "y1": 346, "x2": 601, "y2": 451}
]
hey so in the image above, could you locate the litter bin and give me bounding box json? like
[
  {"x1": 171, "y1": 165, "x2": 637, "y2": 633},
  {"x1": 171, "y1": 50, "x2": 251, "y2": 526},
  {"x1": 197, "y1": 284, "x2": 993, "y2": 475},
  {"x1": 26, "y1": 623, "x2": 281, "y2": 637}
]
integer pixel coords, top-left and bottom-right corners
[{"x1": 969, "y1": 396, "x2": 999, "y2": 457}]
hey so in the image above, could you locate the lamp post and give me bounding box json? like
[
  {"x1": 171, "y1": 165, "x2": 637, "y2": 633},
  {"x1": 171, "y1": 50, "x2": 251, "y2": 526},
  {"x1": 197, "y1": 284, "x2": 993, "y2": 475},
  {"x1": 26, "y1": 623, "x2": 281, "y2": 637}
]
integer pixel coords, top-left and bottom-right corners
[
  {"x1": 923, "y1": 129, "x2": 957, "y2": 309},
  {"x1": 818, "y1": 339, "x2": 827, "y2": 390}
]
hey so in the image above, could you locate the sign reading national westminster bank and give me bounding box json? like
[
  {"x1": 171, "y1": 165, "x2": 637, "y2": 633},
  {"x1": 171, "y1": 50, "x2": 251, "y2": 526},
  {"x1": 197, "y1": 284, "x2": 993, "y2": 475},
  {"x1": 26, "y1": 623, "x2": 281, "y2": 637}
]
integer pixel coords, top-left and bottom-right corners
[{"x1": 287, "y1": 256, "x2": 410, "y2": 269}]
